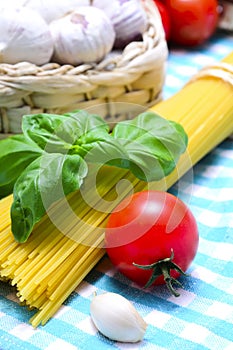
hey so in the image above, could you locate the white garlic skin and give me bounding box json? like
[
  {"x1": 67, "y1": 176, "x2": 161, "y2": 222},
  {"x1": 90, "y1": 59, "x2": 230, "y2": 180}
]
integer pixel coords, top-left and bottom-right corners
[
  {"x1": 49, "y1": 6, "x2": 115, "y2": 65},
  {"x1": 0, "y1": 6, "x2": 53, "y2": 65},
  {"x1": 92, "y1": 0, "x2": 148, "y2": 49},
  {"x1": 90, "y1": 292, "x2": 148, "y2": 343},
  {"x1": 16, "y1": 0, "x2": 90, "y2": 24}
]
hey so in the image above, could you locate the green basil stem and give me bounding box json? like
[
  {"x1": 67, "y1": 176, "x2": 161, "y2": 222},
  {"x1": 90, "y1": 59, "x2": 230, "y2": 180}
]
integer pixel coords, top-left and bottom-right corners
[
  {"x1": 133, "y1": 249, "x2": 189, "y2": 297},
  {"x1": 0, "y1": 110, "x2": 188, "y2": 242}
]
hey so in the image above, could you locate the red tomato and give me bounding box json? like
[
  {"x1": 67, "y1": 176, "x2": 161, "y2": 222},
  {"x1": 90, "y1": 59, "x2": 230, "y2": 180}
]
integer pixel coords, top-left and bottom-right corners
[
  {"x1": 163, "y1": 0, "x2": 219, "y2": 46},
  {"x1": 105, "y1": 191, "x2": 199, "y2": 296},
  {"x1": 153, "y1": 0, "x2": 171, "y2": 40}
]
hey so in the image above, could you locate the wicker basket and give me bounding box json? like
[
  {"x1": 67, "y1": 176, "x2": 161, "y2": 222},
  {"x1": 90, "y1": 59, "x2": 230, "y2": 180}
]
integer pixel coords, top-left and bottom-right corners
[{"x1": 0, "y1": 0, "x2": 168, "y2": 138}]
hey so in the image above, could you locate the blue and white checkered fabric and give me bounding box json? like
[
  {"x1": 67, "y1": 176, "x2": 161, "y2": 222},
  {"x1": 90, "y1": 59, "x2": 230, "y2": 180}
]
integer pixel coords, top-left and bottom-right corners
[{"x1": 0, "y1": 32, "x2": 233, "y2": 350}]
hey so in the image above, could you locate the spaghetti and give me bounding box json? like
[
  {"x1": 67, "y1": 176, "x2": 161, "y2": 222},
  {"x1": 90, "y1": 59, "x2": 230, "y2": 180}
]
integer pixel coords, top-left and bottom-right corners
[{"x1": 0, "y1": 52, "x2": 233, "y2": 327}]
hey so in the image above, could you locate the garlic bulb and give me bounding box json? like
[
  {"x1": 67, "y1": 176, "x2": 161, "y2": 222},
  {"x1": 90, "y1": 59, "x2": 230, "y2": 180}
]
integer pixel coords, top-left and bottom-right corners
[
  {"x1": 92, "y1": 0, "x2": 148, "y2": 49},
  {"x1": 0, "y1": 6, "x2": 53, "y2": 65},
  {"x1": 15, "y1": 0, "x2": 90, "y2": 23},
  {"x1": 49, "y1": 6, "x2": 116, "y2": 66},
  {"x1": 90, "y1": 292, "x2": 148, "y2": 343}
]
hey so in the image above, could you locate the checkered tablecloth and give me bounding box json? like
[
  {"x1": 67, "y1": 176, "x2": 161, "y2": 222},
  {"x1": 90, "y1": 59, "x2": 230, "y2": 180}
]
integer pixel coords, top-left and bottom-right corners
[{"x1": 0, "y1": 32, "x2": 233, "y2": 350}]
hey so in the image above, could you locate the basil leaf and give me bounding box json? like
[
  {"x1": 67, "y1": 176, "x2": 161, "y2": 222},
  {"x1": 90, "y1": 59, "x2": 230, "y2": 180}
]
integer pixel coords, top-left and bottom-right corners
[
  {"x1": 75, "y1": 127, "x2": 128, "y2": 164},
  {"x1": 111, "y1": 112, "x2": 188, "y2": 181},
  {"x1": 64, "y1": 110, "x2": 109, "y2": 135},
  {"x1": 8, "y1": 110, "x2": 188, "y2": 243},
  {"x1": 0, "y1": 134, "x2": 42, "y2": 198},
  {"x1": 22, "y1": 110, "x2": 111, "y2": 156},
  {"x1": 11, "y1": 153, "x2": 88, "y2": 243},
  {"x1": 65, "y1": 110, "x2": 127, "y2": 161},
  {"x1": 39, "y1": 110, "x2": 125, "y2": 161},
  {"x1": 22, "y1": 113, "x2": 80, "y2": 153}
]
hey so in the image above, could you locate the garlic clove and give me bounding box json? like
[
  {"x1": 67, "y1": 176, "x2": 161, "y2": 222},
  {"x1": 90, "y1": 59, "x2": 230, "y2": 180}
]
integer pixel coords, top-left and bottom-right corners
[
  {"x1": 92, "y1": 0, "x2": 148, "y2": 49},
  {"x1": 18, "y1": 0, "x2": 91, "y2": 24},
  {"x1": 49, "y1": 6, "x2": 116, "y2": 66},
  {"x1": 0, "y1": 6, "x2": 54, "y2": 65},
  {"x1": 90, "y1": 292, "x2": 148, "y2": 343}
]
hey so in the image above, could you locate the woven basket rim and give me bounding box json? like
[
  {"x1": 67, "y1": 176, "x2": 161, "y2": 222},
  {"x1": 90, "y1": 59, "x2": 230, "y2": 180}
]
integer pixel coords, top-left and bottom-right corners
[
  {"x1": 0, "y1": 0, "x2": 168, "y2": 135},
  {"x1": 0, "y1": 0, "x2": 166, "y2": 81}
]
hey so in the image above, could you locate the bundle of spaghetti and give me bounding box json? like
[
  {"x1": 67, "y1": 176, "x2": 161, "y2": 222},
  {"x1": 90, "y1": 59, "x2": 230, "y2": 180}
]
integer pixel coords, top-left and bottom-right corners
[
  {"x1": 152, "y1": 51, "x2": 233, "y2": 172},
  {"x1": 0, "y1": 166, "x2": 149, "y2": 327},
  {"x1": 0, "y1": 51, "x2": 232, "y2": 327}
]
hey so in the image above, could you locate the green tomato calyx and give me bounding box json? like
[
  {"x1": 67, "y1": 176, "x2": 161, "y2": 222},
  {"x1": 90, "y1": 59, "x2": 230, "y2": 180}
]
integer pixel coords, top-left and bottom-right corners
[{"x1": 133, "y1": 249, "x2": 189, "y2": 297}]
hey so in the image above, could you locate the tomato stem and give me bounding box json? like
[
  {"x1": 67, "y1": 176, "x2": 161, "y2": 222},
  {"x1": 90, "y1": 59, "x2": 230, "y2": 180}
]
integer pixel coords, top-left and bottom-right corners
[{"x1": 133, "y1": 249, "x2": 189, "y2": 297}]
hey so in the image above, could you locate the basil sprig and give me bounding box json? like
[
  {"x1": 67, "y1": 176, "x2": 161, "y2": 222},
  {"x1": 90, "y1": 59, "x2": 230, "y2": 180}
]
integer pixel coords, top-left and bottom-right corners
[
  {"x1": 0, "y1": 135, "x2": 42, "y2": 198},
  {"x1": 11, "y1": 153, "x2": 87, "y2": 243},
  {"x1": 111, "y1": 112, "x2": 188, "y2": 181},
  {"x1": 0, "y1": 110, "x2": 188, "y2": 243}
]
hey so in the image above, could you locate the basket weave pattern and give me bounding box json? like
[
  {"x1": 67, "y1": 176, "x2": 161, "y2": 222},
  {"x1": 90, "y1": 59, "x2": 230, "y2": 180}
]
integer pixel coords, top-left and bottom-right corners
[{"x1": 0, "y1": 0, "x2": 168, "y2": 137}]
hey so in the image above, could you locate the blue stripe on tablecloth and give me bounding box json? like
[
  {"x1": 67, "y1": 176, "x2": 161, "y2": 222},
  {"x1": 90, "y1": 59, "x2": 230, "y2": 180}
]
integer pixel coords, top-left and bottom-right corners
[
  {"x1": 194, "y1": 164, "x2": 233, "y2": 177},
  {"x1": 145, "y1": 324, "x2": 210, "y2": 350},
  {"x1": 86, "y1": 267, "x2": 233, "y2": 305},
  {"x1": 192, "y1": 175, "x2": 233, "y2": 188},
  {"x1": 82, "y1": 276, "x2": 233, "y2": 345},
  {"x1": 40, "y1": 318, "x2": 118, "y2": 349},
  {"x1": 0, "y1": 295, "x2": 34, "y2": 324},
  {"x1": 28, "y1": 333, "x2": 59, "y2": 350},
  {"x1": 84, "y1": 271, "x2": 233, "y2": 333},
  {"x1": 146, "y1": 318, "x2": 232, "y2": 350},
  {"x1": 0, "y1": 329, "x2": 41, "y2": 350},
  {"x1": 164, "y1": 33, "x2": 233, "y2": 99},
  {"x1": 63, "y1": 293, "x2": 91, "y2": 313},
  {"x1": 146, "y1": 315, "x2": 233, "y2": 350},
  {"x1": 195, "y1": 224, "x2": 233, "y2": 243},
  {"x1": 60, "y1": 288, "x2": 232, "y2": 350},
  {"x1": 0, "y1": 134, "x2": 232, "y2": 350},
  {"x1": 192, "y1": 265, "x2": 232, "y2": 290},
  {"x1": 195, "y1": 251, "x2": 233, "y2": 275},
  {"x1": 168, "y1": 189, "x2": 233, "y2": 213},
  {"x1": 0, "y1": 34, "x2": 232, "y2": 350},
  {"x1": 0, "y1": 336, "x2": 38, "y2": 350},
  {"x1": 0, "y1": 326, "x2": 59, "y2": 350},
  {"x1": 181, "y1": 274, "x2": 233, "y2": 304}
]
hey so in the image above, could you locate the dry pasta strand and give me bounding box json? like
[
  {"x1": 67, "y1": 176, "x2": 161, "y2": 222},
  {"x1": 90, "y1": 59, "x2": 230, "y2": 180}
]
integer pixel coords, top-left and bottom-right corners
[{"x1": 0, "y1": 52, "x2": 232, "y2": 327}]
